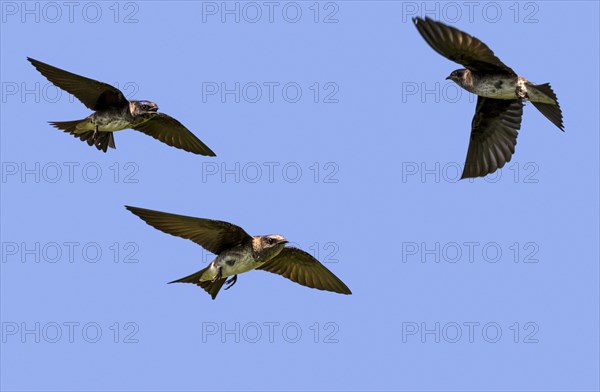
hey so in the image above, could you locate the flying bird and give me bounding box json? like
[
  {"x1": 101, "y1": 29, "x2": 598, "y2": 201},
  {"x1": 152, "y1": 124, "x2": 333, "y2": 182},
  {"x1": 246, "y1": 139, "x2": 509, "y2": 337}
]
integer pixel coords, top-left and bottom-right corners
[
  {"x1": 413, "y1": 17, "x2": 564, "y2": 179},
  {"x1": 125, "y1": 206, "x2": 352, "y2": 300},
  {"x1": 27, "y1": 58, "x2": 215, "y2": 155}
]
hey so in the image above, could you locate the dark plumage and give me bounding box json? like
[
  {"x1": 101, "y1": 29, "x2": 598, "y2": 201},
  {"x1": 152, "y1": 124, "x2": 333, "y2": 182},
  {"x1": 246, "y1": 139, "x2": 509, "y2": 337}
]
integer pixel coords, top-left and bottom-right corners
[
  {"x1": 125, "y1": 206, "x2": 352, "y2": 300},
  {"x1": 413, "y1": 17, "x2": 564, "y2": 179},
  {"x1": 28, "y1": 57, "x2": 215, "y2": 155}
]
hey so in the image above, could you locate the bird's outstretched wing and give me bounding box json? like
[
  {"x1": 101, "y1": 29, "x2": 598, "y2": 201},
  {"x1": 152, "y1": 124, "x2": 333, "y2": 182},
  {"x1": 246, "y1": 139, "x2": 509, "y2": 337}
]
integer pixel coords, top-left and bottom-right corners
[
  {"x1": 125, "y1": 206, "x2": 251, "y2": 255},
  {"x1": 413, "y1": 17, "x2": 516, "y2": 75},
  {"x1": 258, "y1": 247, "x2": 352, "y2": 295},
  {"x1": 27, "y1": 57, "x2": 128, "y2": 111},
  {"x1": 462, "y1": 97, "x2": 523, "y2": 179},
  {"x1": 132, "y1": 113, "x2": 216, "y2": 156}
]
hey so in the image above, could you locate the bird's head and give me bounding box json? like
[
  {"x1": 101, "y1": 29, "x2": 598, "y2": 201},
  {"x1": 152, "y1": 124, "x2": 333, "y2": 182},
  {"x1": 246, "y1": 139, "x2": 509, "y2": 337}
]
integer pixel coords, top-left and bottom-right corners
[
  {"x1": 254, "y1": 234, "x2": 288, "y2": 261},
  {"x1": 130, "y1": 100, "x2": 159, "y2": 116},
  {"x1": 446, "y1": 69, "x2": 469, "y2": 84}
]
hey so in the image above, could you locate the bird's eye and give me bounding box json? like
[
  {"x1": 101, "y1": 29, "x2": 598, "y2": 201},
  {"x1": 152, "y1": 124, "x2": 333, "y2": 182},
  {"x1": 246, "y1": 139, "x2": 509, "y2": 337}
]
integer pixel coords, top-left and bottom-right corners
[{"x1": 267, "y1": 238, "x2": 275, "y2": 245}]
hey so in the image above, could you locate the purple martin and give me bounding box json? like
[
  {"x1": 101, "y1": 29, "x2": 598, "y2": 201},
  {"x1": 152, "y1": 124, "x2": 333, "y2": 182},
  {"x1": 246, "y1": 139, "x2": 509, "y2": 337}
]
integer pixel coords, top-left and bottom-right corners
[
  {"x1": 27, "y1": 58, "x2": 215, "y2": 156},
  {"x1": 413, "y1": 17, "x2": 564, "y2": 179},
  {"x1": 125, "y1": 206, "x2": 352, "y2": 300}
]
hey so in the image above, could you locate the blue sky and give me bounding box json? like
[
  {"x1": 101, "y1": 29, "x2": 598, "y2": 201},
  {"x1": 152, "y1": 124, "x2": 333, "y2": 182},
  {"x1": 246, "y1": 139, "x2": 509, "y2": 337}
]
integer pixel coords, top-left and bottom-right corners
[{"x1": 1, "y1": 1, "x2": 598, "y2": 391}]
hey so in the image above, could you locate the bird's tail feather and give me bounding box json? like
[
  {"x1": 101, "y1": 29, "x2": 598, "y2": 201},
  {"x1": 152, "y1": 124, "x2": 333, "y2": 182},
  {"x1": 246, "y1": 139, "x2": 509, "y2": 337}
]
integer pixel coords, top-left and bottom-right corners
[
  {"x1": 168, "y1": 267, "x2": 226, "y2": 300},
  {"x1": 48, "y1": 120, "x2": 116, "y2": 152},
  {"x1": 529, "y1": 83, "x2": 564, "y2": 131},
  {"x1": 48, "y1": 120, "x2": 82, "y2": 133}
]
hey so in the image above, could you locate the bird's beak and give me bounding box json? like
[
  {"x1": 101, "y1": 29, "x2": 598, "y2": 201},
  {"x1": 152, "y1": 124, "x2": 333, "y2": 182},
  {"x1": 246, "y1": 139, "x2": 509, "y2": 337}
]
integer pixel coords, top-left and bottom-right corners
[
  {"x1": 279, "y1": 239, "x2": 289, "y2": 245},
  {"x1": 445, "y1": 76, "x2": 451, "y2": 80}
]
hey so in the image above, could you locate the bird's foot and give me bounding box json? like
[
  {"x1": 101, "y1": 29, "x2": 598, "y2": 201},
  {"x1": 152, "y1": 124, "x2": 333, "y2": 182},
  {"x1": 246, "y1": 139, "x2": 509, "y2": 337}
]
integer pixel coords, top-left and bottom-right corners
[{"x1": 224, "y1": 275, "x2": 237, "y2": 290}]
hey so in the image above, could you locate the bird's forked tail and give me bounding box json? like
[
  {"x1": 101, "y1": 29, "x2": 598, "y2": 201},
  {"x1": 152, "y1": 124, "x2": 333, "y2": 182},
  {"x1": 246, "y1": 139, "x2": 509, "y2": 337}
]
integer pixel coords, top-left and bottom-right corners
[
  {"x1": 168, "y1": 267, "x2": 226, "y2": 300},
  {"x1": 48, "y1": 119, "x2": 116, "y2": 152},
  {"x1": 528, "y1": 83, "x2": 565, "y2": 131}
]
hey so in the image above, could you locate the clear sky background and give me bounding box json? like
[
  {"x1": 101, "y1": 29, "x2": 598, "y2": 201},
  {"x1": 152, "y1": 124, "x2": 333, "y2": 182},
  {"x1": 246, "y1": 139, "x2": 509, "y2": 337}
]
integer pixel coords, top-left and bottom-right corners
[{"x1": 1, "y1": 1, "x2": 598, "y2": 391}]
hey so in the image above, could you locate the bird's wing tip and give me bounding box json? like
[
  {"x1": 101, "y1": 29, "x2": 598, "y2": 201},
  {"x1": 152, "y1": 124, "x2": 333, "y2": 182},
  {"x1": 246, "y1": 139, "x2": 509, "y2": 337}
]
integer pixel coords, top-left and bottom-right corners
[
  {"x1": 124, "y1": 205, "x2": 139, "y2": 213},
  {"x1": 413, "y1": 16, "x2": 433, "y2": 22},
  {"x1": 195, "y1": 148, "x2": 217, "y2": 157},
  {"x1": 26, "y1": 57, "x2": 42, "y2": 66}
]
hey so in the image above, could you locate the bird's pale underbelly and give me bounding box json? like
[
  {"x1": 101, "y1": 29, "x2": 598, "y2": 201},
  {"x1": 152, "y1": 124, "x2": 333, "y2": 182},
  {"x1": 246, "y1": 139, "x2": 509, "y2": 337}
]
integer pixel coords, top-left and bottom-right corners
[
  {"x1": 72, "y1": 117, "x2": 131, "y2": 133},
  {"x1": 470, "y1": 78, "x2": 519, "y2": 99},
  {"x1": 96, "y1": 119, "x2": 131, "y2": 132},
  {"x1": 84, "y1": 110, "x2": 134, "y2": 133},
  {"x1": 202, "y1": 252, "x2": 263, "y2": 280}
]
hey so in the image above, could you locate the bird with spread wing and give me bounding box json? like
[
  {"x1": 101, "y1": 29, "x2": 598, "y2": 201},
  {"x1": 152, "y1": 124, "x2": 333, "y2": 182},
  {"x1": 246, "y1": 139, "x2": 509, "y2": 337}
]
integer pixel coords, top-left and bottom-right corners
[{"x1": 126, "y1": 206, "x2": 352, "y2": 300}]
